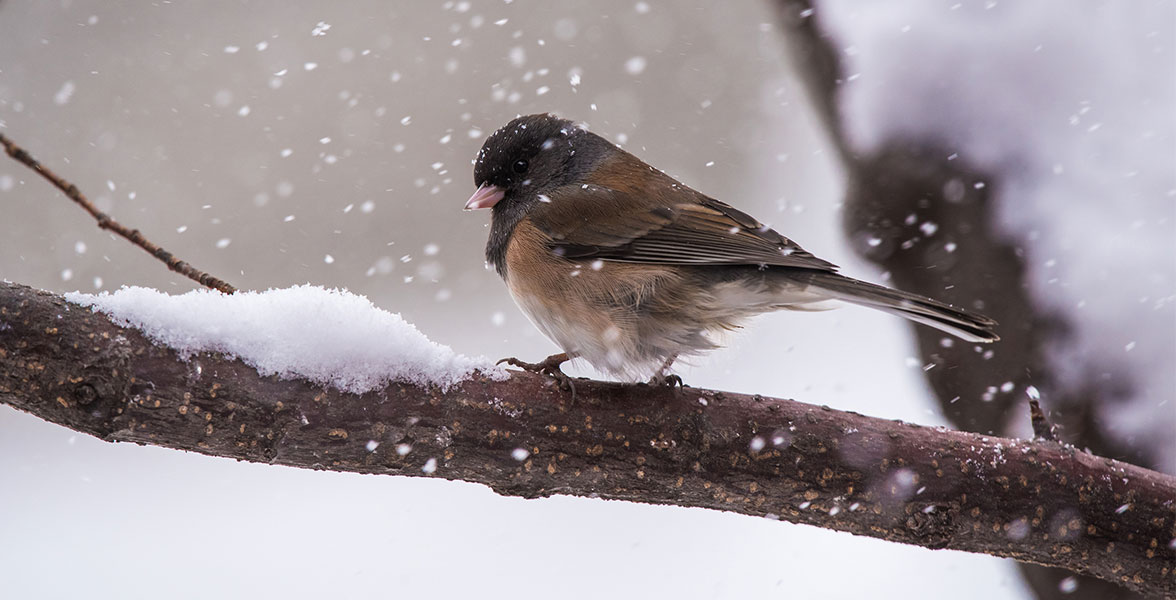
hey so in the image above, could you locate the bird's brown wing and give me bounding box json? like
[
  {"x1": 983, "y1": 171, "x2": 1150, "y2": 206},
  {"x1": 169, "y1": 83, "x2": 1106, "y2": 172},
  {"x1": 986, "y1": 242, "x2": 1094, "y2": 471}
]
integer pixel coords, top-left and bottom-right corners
[{"x1": 529, "y1": 184, "x2": 838, "y2": 272}]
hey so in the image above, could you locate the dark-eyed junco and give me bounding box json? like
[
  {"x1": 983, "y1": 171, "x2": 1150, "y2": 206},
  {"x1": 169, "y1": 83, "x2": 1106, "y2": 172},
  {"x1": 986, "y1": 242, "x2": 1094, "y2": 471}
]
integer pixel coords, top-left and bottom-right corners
[{"x1": 466, "y1": 113, "x2": 997, "y2": 382}]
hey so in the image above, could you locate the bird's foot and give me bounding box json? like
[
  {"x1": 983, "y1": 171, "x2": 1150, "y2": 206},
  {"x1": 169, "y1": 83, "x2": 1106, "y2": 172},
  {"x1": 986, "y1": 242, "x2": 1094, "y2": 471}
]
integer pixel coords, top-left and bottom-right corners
[
  {"x1": 646, "y1": 354, "x2": 683, "y2": 387},
  {"x1": 646, "y1": 373, "x2": 684, "y2": 387},
  {"x1": 497, "y1": 352, "x2": 576, "y2": 399}
]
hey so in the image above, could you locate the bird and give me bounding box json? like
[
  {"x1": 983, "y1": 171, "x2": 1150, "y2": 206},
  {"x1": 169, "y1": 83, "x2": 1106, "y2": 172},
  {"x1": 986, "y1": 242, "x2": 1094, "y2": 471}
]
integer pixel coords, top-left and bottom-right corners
[{"x1": 465, "y1": 113, "x2": 997, "y2": 384}]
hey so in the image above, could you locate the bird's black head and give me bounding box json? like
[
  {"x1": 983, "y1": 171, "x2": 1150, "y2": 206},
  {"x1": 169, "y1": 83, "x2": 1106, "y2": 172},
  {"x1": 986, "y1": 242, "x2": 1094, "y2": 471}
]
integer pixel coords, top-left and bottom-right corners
[
  {"x1": 467, "y1": 113, "x2": 611, "y2": 276},
  {"x1": 470, "y1": 113, "x2": 594, "y2": 206}
]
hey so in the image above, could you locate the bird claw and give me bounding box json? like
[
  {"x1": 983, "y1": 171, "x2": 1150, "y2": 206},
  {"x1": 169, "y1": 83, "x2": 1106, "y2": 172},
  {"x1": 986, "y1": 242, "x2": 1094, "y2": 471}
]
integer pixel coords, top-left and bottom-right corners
[
  {"x1": 497, "y1": 353, "x2": 577, "y2": 400},
  {"x1": 647, "y1": 373, "x2": 684, "y2": 388},
  {"x1": 645, "y1": 354, "x2": 683, "y2": 388}
]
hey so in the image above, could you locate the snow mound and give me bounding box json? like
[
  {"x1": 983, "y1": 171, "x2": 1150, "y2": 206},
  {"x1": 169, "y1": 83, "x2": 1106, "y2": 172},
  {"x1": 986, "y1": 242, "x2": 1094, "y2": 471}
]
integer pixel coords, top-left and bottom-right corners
[{"x1": 66, "y1": 285, "x2": 505, "y2": 393}]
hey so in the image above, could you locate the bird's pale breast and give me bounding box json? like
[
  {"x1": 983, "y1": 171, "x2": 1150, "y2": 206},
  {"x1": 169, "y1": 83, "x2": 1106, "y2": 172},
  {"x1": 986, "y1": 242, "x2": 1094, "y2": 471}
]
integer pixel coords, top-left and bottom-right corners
[{"x1": 504, "y1": 218, "x2": 702, "y2": 377}]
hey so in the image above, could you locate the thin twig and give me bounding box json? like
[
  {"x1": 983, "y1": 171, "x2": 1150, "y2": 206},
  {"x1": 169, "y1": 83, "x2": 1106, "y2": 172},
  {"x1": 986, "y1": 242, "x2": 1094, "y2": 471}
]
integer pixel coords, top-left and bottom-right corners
[
  {"x1": 0, "y1": 132, "x2": 236, "y2": 294},
  {"x1": 1026, "y1": 386, "x2": 1057, "y2": 442}
]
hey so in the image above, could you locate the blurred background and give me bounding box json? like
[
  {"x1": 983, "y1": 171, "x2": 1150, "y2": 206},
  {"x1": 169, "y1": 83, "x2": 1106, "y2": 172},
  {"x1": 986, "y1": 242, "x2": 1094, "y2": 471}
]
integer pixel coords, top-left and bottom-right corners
[{"x1": 1, "y1": 1, "x2": 1170, "y2": 599}]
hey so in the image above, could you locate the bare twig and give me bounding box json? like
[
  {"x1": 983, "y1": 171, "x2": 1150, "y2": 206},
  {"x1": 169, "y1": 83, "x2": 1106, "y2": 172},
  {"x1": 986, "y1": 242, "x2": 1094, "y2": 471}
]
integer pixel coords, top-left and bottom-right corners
[
  {"x1": 1028, "y1": 386, "x2": 1058, "y2": 442},
  {"x1": 0, "y1": 281, "x2": 1172, "y2": 597},
  {"x1": 0, "y1": 132, "x2": 236, "y2": 294}
]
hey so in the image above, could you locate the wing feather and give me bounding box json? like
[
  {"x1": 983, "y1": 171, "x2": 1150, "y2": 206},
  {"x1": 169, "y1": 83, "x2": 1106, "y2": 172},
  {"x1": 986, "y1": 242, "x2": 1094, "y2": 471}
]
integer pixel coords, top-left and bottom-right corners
[{"x1": 530, "y1": 184, "x2": 838, "y2": 272}]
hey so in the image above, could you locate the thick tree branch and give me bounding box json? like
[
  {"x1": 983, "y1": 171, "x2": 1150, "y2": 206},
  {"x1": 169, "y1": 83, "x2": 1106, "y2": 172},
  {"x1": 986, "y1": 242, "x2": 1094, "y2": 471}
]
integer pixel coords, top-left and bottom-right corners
[{"x1": 0, "y1": 281, "x2": 1172, "y2": 597}]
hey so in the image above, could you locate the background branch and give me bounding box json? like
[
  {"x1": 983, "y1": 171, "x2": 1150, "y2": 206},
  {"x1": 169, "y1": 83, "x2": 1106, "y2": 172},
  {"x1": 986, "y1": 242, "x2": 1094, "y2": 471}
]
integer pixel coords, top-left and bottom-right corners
[
  {"x1": 0, "y1": 281, "x2": 1171, "y2": 597},
  {"x1": 773, "y1": 3, "x2": 1171, "y2": 598}
]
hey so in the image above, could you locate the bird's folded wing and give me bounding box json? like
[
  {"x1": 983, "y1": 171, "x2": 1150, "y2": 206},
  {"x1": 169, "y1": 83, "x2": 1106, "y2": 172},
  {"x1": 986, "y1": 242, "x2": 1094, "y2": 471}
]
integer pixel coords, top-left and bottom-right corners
[{"x1": 530, "y1": 185, "x2": 838, "y2": 272}]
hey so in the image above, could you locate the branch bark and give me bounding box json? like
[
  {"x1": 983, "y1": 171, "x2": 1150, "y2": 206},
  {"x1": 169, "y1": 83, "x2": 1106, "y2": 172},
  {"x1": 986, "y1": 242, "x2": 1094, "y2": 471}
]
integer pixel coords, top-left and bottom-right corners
[{"x1": 1, "y1": 282, "x2": 1172, "y2": 596}]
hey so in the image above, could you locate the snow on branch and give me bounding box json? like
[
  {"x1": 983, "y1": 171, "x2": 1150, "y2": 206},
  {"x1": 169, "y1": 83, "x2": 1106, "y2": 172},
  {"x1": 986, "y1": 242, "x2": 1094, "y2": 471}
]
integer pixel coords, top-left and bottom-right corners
[{"x1": 0, "y1": 281, "x2": 1171, "y2": 596}]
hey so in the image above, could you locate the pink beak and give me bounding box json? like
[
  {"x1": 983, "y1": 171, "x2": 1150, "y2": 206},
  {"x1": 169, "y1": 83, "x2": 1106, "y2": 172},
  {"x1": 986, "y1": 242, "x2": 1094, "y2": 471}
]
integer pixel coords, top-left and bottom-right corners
[{"x1": 464, "y1": 183, "x2": 506, "y2": 210}]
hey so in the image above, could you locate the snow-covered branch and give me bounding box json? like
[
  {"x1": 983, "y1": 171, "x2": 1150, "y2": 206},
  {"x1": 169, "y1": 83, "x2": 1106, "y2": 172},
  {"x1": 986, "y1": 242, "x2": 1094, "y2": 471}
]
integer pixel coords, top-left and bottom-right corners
[{"x1": 0, "y1": 281, "x2": 1170, "y2": 597}]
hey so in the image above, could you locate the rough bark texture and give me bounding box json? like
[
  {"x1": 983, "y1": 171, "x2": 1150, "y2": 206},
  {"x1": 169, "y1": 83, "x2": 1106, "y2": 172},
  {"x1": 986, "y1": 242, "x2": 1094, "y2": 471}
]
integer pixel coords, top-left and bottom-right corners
[
  {"x1": 774, "y1": 2, "x2": 1170, "y2": 598},
  {"x1": 0, "y1": 281, "x2": 1172, "y2": 597}
]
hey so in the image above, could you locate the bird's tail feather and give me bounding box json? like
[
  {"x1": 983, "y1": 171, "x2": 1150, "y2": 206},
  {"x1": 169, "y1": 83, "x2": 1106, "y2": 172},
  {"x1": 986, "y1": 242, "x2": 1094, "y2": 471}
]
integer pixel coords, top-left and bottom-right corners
[{"x1": 805, "y1": 272, "x2": 999, "y2": 343}]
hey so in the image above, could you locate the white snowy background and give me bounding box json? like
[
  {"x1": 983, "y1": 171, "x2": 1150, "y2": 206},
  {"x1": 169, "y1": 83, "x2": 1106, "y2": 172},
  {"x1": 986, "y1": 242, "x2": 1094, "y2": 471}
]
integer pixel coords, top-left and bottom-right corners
[
  {"x1": 1, "y1": 1, "x2": 1170, "y2": 598},
  {"x1": 820, "y1": 0, "x2": 1176, "y2": 474}
]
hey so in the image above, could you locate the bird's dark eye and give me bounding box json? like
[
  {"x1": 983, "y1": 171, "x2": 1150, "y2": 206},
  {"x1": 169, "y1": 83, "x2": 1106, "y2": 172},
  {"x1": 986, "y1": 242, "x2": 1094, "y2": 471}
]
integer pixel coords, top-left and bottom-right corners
[{"x1": 512, "y1": 159, "x2": 529, "y2": 174}]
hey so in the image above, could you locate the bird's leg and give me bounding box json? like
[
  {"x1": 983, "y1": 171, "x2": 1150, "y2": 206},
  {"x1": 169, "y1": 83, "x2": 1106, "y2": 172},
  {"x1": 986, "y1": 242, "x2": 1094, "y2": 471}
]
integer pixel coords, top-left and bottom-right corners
[
  {"x1": 497, "y1": 352, "x2": 570, "y2": 376},
  {"x1": 497, "y1": 352, "x2": 576, "y2": 396},
  {"x1": 647, "y1": 354, "x2": 683, "y2": 387}
]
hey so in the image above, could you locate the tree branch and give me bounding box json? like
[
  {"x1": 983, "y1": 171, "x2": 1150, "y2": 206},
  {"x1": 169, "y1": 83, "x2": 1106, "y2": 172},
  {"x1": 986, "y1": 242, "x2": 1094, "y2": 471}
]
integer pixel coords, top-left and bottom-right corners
[
  {"x1": 0, "y1": 132, "x2": 237, "y2": 294},
  {"x1": 0, "y1": 282, "x2": 1171, "y2": 596}
]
